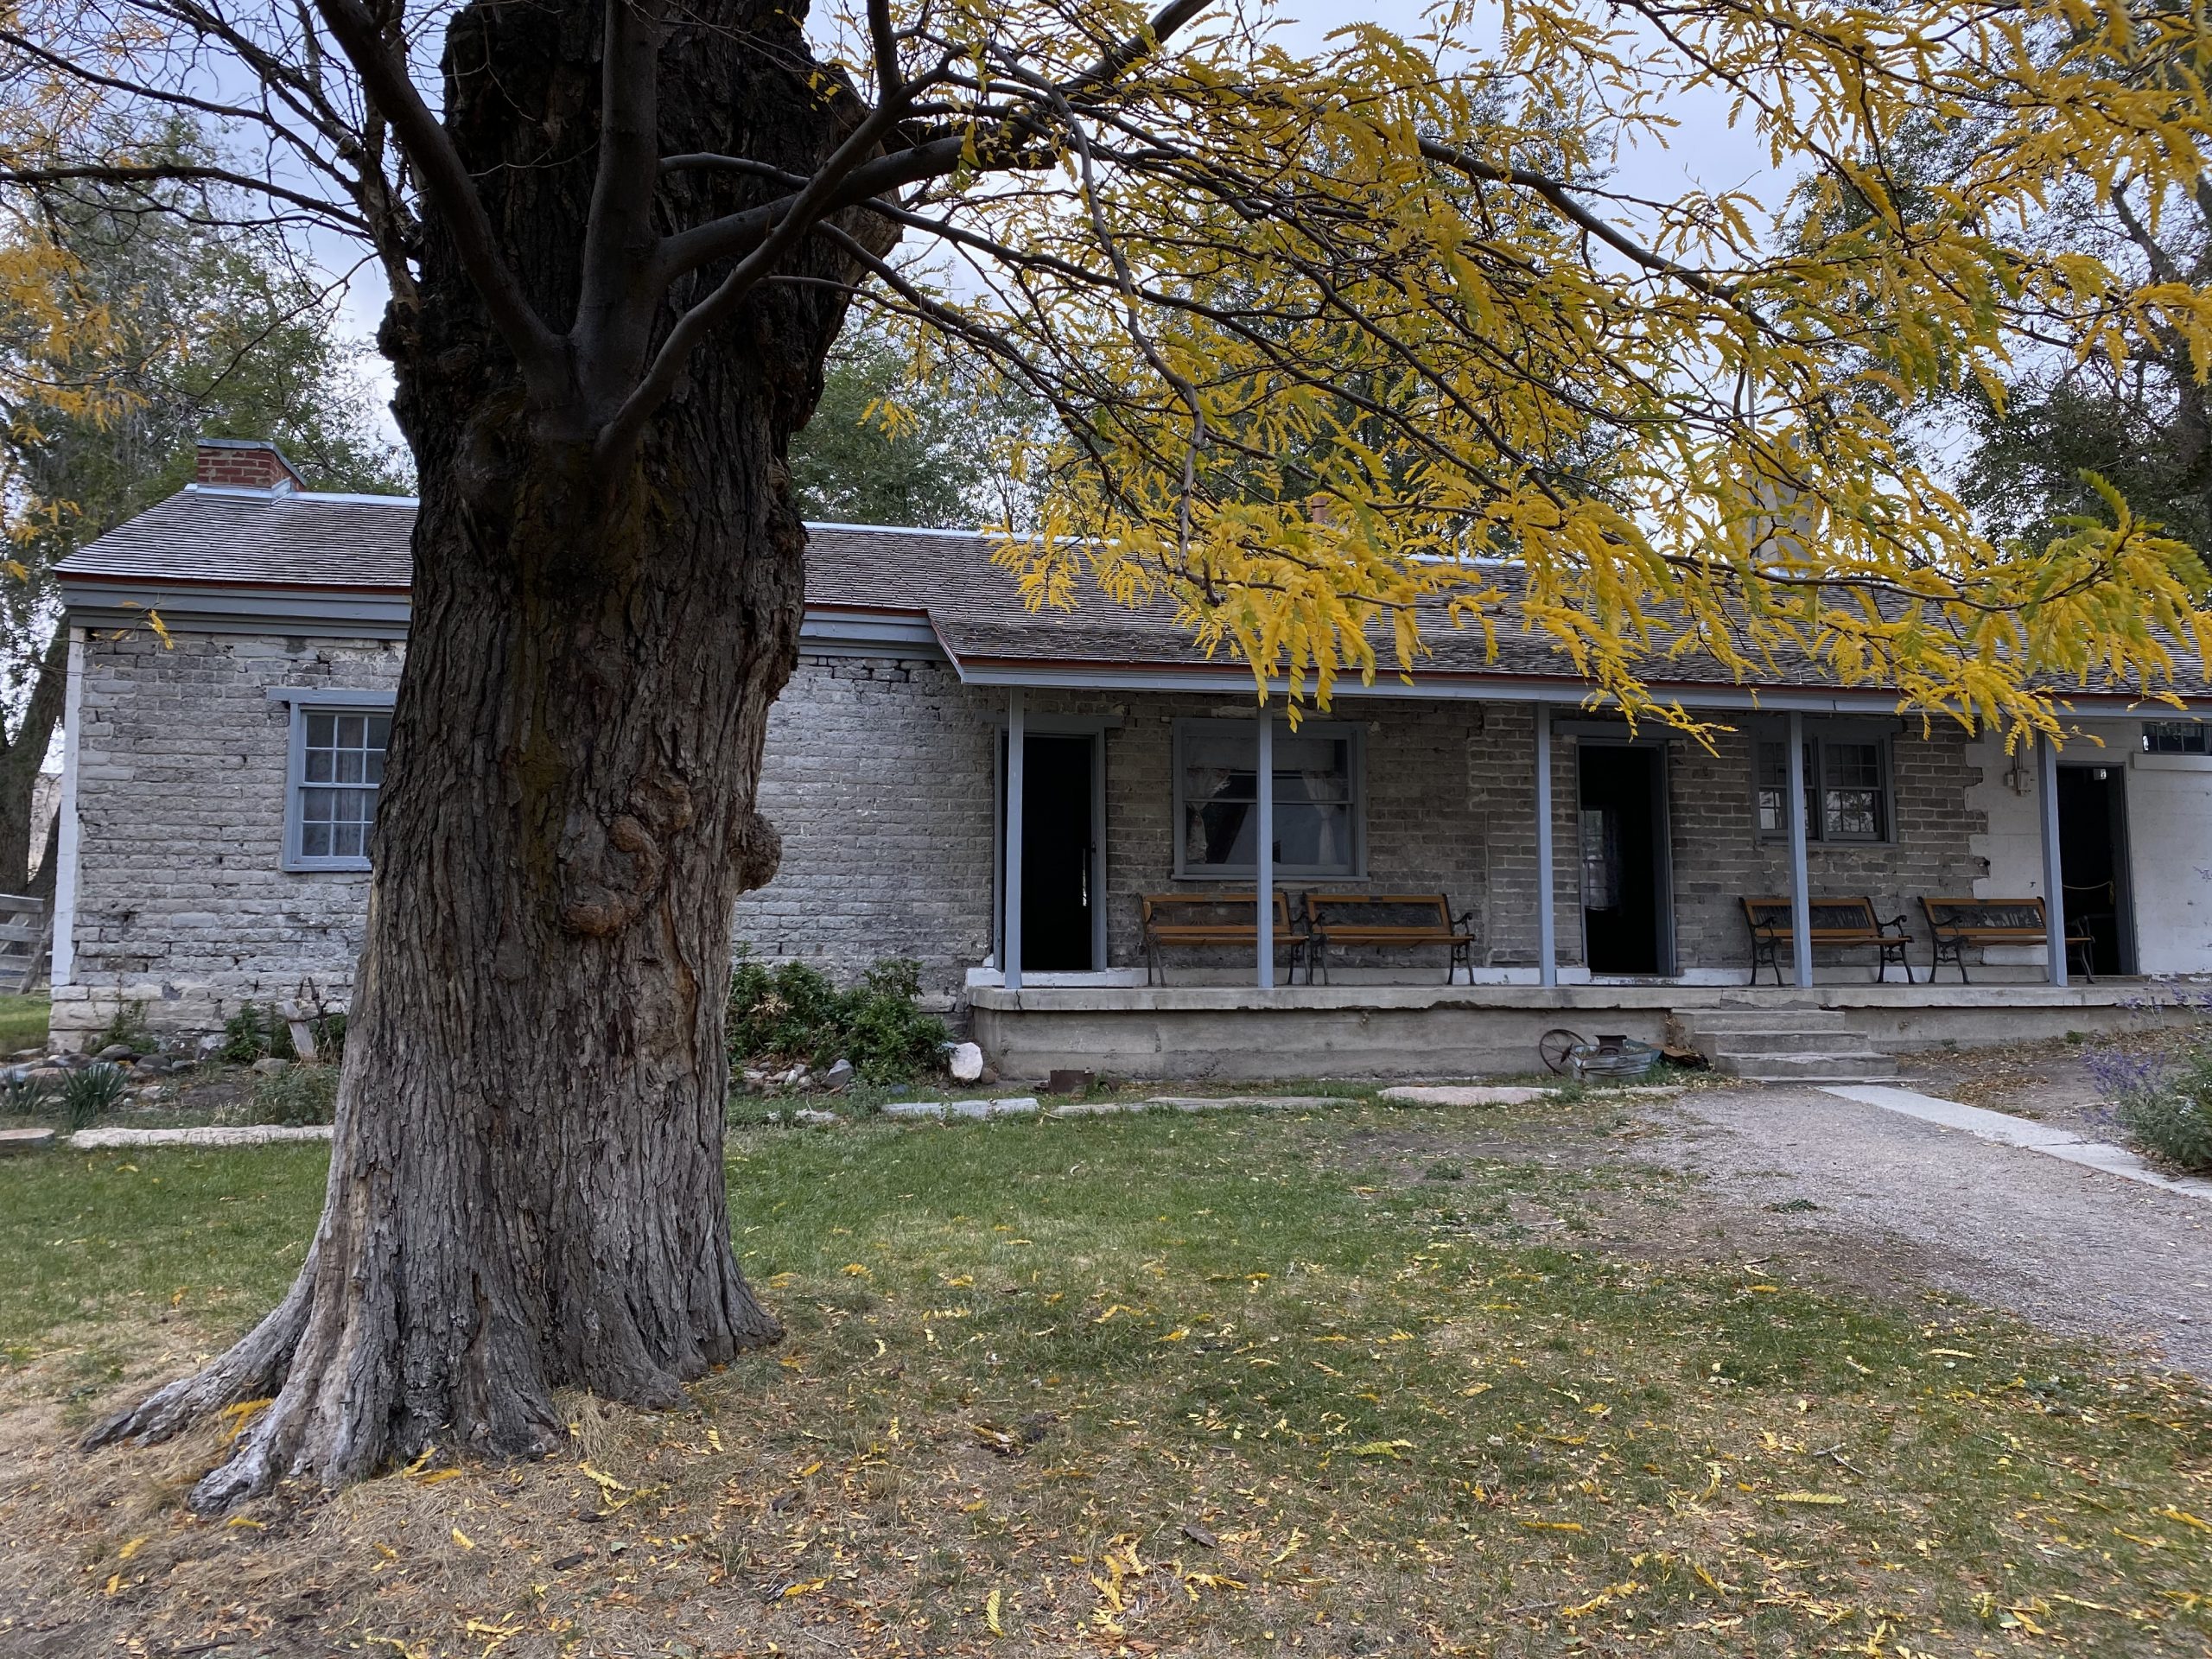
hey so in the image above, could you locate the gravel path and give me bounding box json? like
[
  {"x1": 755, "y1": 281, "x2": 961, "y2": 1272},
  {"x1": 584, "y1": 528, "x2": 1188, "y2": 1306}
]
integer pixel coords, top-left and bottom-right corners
[{"x1": 1645, "y1": 1084, "x2": 2212, "y2": 1378}]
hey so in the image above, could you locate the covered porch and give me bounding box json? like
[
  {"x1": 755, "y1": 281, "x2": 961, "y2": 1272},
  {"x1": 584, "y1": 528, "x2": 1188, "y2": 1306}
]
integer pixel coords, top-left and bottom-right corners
[{"x1": 969, "y1": 673, "x2": 2209, "y2": 1077}]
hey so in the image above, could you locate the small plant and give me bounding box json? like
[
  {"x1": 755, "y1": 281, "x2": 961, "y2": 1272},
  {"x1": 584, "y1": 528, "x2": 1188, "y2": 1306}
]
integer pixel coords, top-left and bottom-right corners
[
  {"x1": 60, "y1": 1063, "x2": 127, "y2": 1130},
  {"x1": 726, "y1": 954, "x2": 950, "y2": 1084},
  {"x1": 219, "y1": 1001, "x2": 296, "y2": 1065},
  {"x1": 92, "y1": 1001, "x2": 155, "y2": 1054},
  {"x1": 2, "y1": 1075, "x2": 48, "y2": 1117},
  {"x1": 251, "y1": 1063, "x2": 339, "y2": 1127},
  {"x1": 2091, "y1": 1042, "x2": 2212, "y2": 1173},
  {"x1": 1422, "y1": 1160, "x2": 1465, "y2": 1182}
]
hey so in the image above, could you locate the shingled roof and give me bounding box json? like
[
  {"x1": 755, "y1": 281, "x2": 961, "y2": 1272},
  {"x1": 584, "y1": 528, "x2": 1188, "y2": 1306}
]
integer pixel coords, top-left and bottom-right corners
[{"x1": 54, "y1": 478, "x2": 2209, "y2": 708}]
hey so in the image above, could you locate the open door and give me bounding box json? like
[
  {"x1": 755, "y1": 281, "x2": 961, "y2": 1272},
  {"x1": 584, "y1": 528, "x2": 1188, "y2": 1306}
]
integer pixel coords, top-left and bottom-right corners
[
  {"x1": 1578, "y1": 744, "x2": 1673, "y2": 976},
  {"x1": 2057, "y1": 764, "x2": 2134, "y2": 976},
  {"x1": 1000, "y1": 732, "x2": 1098, "y2": 972}
]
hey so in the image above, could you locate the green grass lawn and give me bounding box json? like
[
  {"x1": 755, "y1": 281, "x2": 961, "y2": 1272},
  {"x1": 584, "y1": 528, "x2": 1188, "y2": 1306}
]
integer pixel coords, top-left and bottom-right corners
[
  {"x1": 3, "y1": 1100, "x2": 2210, "y2": 1656},
  {"x1": 0, "y1": 991, "x2": 49, "y2": 1055}
]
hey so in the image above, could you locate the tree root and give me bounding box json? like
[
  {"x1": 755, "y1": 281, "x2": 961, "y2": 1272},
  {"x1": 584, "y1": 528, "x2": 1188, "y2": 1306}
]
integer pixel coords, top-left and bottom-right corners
[{"x1": 79, "y1": 1260, "x2": 315, "y2": 1453}]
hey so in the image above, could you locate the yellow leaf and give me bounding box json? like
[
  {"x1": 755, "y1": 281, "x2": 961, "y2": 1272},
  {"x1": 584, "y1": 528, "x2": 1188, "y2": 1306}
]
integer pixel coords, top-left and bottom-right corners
[
  {"x1": 103, "y1": 1573, "x2": 122, "y2": 1596},
  {"x1": 2164, "y1": 1507, "x2": 2212, "y2": 1532},
  {"x1": 986, "y1": 1586, "x2": 1005, "y2": 1635},
  {"x1": 450, "y1": 1528, "x2": 475, "y2": 1549},
  {"x1": 781, "y1": 1578, "x2": 827, "y2": 1599},
  {"x1": 225, "y1": 1516, "x2": 264, "y2": 1530},
  {"x1": 1522, "y1": 1520, "x2": 1584, "y2": 1532},
  {"x1": 1771, "y1": 1491, "x2": 1847, "y2": 1506},
  {"x1": 115, "y1": 1537, "x2": 147, "y2": 1561}
]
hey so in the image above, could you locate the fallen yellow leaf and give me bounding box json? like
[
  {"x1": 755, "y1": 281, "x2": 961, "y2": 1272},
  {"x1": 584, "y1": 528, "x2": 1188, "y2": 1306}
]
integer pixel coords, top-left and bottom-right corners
[
  {"x1": 1771, "y1": 1491, "x2": 1847, "y2": 1506},
  {"x1": 986, "y1": 1586, "x2": 1005, "y2": 1636},
  {"x1": 450, "y1": 1528, "x2": 475, "y2": 1549},
  {"x1": 116, "y1": 1537, "x2": 147, "y2": 1561}
]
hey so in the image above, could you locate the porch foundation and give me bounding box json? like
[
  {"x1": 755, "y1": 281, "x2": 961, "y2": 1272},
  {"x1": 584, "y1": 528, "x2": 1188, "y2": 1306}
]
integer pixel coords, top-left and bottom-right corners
[{"x1": 967, "y1": 983, "x2": 2201, "y2": 1081}]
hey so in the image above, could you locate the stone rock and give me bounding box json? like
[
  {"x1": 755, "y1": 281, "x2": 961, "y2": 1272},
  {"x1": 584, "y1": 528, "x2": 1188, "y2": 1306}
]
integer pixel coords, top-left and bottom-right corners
[
  {"x1": 195, "y1": 1033, "x2": 224, "y2": 1056},
  {"x1": 69, "y1": 1124, "x2": 334, "y2": 1149},
  {"x1": 9, "y1": 1046, "x2": 42, "y2": 1061},
  {"x1": 884, "y1": 1096, "x2": 1040, "y2": 1122},
  {"x1": 1378, "y1": 1084, "x2": 1552, "y2": 1107},
  {"x1": 0, "y1": 1125, "x2": 54, "y2": 1154},
  {"x1": 794, "y1": 1108, "x2": 841, "y2": 1127},
  {"x1": 1148, "y1": 1095, "x2": 1343, "y2": 1114},
  {"x1": 251, "y1": 1057, "x2": 290, "y2": 1077},
  {"x1": 25, "y1": 1066, "x2": 68, "y2": 1084},
  {"x1": 1046, "y1": 1100, "x2": 1148, "y2": 1118},
  {"x1": 947, "y1": 1042, "x2": 985, "y2": 1084},
  {"x1": 1046, "y1": 1069, "x2": 1096, "y2": 1096},
  {"x1": 822, "y1": 1058, "x2": 855, "y2": 1092},
  {"x1": 95, "y1": 1043, "x2": 137, "y2": 1062}
]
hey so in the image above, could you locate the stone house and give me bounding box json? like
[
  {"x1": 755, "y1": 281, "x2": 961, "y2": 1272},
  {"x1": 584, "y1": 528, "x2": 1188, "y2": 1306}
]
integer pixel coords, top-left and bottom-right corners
[{"x1": 47, "y1": 438, "x2": 2212, "y2": 1076}]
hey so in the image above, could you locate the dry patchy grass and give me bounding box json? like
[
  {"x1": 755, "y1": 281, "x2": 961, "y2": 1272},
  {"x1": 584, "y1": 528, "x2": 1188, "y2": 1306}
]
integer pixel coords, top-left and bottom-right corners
[{"x1": 2, "y1": 1100, "x2": 2210, "y2": 1657}]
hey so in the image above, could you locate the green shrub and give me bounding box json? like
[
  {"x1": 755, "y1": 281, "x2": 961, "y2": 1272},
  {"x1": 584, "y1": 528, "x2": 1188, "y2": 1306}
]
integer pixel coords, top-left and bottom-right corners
[
  {"x1": 2, "y1": 1075, "x2": 48, "y2": 1117},
  {"x1": 251, "y1": 1063, "x2": 339, "y2": 1127},
  {"x1": 726, "y1": 955, "x2": 949, "y2": 1084},
  {"x1": 60, "y1": 1063, "x2": 127, "y2": 1130},
  {"x1": 2106, "y1": 1045, "x2": 2212, "y2": 1173},
  {"x1": 92, "y1": 1001, "x2": 155, "y2": 1054},
  {"x1": 219, "y1": 1001, "x2": 296, "y2": 1065}
]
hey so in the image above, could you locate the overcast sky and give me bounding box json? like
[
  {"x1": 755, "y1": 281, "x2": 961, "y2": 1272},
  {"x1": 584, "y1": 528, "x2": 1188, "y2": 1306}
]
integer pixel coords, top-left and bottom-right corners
[{"x1": 332, "y1": 0, "x2": 1795, "y2": 452}]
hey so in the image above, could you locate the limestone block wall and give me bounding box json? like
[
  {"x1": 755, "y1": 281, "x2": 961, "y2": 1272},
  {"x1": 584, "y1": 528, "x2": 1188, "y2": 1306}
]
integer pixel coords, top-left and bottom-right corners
[
  {"x1": 738, "y1": 655, "x2": 996, "y2": 995},
  {"x1": 55, "y1": 627, "x2": 402, "y2": 1039}
]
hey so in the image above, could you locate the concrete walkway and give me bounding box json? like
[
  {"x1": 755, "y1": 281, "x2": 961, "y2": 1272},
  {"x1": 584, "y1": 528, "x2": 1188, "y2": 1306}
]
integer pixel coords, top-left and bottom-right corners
[
  {"x1": 1649, "y1": 1084, "x2": 2212, "y2": 1378},
  {"x1": 1820, "y1": 1084, "x2": 2212, "y2": 1201}
]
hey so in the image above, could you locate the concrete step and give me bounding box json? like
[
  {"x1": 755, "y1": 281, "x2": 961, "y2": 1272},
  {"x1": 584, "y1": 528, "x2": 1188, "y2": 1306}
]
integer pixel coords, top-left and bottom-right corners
[
  {"x1": 1681, "y1": 1007, "x2": 1853, "y2": 1033},
  {"x1": 1695, "y1": 1027, "x2": 1876, "y2": 1055},
  {"x1": 1717, "y1": 1051, "x2": 1901, "y2": 1082}
]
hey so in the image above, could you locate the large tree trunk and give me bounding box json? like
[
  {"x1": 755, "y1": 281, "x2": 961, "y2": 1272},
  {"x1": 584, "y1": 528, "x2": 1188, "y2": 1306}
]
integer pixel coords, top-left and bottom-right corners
[
  {"x1": 86, "y1": 0, "x2": 874, "y2": 1504},
  {"x1": 0, "y1": 627, "x2": 67, "y2": 894}
]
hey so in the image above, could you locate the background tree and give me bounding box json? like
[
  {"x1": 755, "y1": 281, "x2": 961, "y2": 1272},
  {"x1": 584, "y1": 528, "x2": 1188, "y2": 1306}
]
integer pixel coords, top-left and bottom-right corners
[
  {"x1": 2, "y1": 0, "x2": 2202, "y2": 1509},
  {"x1": 0, "y1": 130, "x2": 404, "y2": 893},
  {"x1": 789, "y1": 319, "x2": 1044, "y2": 528}
]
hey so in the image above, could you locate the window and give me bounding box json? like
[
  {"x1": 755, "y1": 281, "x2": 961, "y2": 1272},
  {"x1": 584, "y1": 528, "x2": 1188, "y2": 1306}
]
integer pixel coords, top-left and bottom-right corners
[
  {"x1": 285, "y1": 703, "x2": 391, "y2": 870},
  {"x1": 1756, "y1": 735, "x2": 1891, "y2": 842},
  {"x1": 2144, "y1": 720, "x2": 2211, "y2": 755},
  {"x1": 1174, "y1": 719, "x2": 1361, "y2": 878}
]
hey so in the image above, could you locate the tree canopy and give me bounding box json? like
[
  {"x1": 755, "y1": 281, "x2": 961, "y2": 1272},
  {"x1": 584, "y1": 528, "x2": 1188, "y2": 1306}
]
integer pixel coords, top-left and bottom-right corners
[{"x1": 2, "y1": 0, "x2": 2206, "y2": 733}]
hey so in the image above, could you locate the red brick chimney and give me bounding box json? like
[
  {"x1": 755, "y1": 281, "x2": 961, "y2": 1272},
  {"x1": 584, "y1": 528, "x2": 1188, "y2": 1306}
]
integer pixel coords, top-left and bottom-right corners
[{"x1": 194, "y1": 437, "x2": 306, "y2": 494}]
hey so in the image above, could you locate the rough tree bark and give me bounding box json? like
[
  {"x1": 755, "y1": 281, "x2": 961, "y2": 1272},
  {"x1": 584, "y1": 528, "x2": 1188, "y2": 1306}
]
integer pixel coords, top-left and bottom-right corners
[
  {"x1": 86, "y1": 0, "x2": 881, "y2": 1504},
  {"x1": 0, "y1": 628, "x2": 67, "y2": 894}
]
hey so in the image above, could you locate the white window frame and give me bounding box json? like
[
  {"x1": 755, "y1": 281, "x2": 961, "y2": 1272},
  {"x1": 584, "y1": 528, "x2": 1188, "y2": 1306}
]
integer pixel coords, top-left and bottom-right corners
[
  {"x1": 2143, "y1": 719, "x2": 2212, "y2": 756},
  {"x1": 274, "y1": 689, "x2": 395, "y2": 873},
  {"x1": 1172, "y1": 716, "x2": 1366, "y2": 880}
]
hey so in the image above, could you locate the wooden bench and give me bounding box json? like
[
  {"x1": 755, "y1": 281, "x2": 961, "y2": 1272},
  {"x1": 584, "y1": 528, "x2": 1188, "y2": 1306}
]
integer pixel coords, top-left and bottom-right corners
[
  {"x1": 1303, "y1": 893, "x2": 1477, "y2": 985},
  {"x1": 1920, "y1": 896, "x2": 2095, "y2": 983},
  {"x1": 1741, "y1": 896, "x2": 1914, "y2": 985},
  {"x1": 1140, "y1": 893, "x2": 1306, "y2": 985}
]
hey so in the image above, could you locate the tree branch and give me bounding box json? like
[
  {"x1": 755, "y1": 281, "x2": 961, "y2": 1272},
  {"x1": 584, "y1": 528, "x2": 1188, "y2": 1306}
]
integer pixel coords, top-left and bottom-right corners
[
  {"x1": 0, "y1": 163, "x2": 368, "y2": 235},
  {"x1": 309, "y1": 0, "x2": 566, "y2": 394},
  {"x1": 575, "y1": 0, "x2": 667, "y2": 409}
]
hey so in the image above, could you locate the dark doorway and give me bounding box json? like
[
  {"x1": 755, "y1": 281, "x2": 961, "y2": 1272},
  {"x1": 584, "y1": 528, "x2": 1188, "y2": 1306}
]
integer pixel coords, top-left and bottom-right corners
[
  {"x1": 2057, "y1": 766, "x2": 2133, "y2": 976},
  {"x1": 1577, "y1": 745, "x2": 1670, "y2": 976},
  {"x1": 1003, "y1": 733, "x2": 1096, "y2": 972}
]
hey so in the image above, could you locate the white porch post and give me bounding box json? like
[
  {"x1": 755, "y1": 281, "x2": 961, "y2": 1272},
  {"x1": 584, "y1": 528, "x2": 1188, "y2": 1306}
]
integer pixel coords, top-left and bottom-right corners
[
  {"x1": 1256, "y1": 710, "x2": 1275, "y2": 989},
  {"x1": 1785, "y1": 710, "x2": 1814, "y2": 988},
  {"x1": 1535, "y1": 706, "x2": 1557, "y2": 988},
  {"x1": 1005, "y1": 689, "x2": 1026, "y2": 993},
  {"x1": 2039, "y1": 730, "x2": 2069, "y2": 988}
]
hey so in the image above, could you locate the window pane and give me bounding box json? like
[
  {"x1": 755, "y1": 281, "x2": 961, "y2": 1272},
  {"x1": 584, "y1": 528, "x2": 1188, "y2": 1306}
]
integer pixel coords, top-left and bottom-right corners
[
  {"x1": 1755, "y1": 740, "x2": 1819, "y2": 840},
  {"x1": 295, "y1": 709, "x2": 389, "y2": 862},
  {"x1": 2145, "y1": 721, "x2": 2209, "y2": 754},
  {"x1": 1186, "y1": 797, "x2": 1255, "y2": 868},
  {"x1": 1274, "y1": 735, "x2": 1351, "y2": 802},
  {"x1": 1275, "y1": 802, "x2": 1353, "y2": 868},
  {"x1": 1820, "y1": 742, "x2": 1886, "y2": 839}
]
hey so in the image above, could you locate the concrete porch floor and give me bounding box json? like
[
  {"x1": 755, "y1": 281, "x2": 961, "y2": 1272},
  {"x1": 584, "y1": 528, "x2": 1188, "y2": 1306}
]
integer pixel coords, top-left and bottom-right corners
[{"x1": 967, "y1": 980, "x2": 2201, "y2": 1081}]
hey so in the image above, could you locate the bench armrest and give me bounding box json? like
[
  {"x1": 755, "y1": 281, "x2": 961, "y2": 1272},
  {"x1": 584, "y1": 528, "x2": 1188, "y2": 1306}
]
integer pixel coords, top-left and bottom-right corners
[{"x1": 1878, "y1": 914, "x2": 1910, "y2": 937}]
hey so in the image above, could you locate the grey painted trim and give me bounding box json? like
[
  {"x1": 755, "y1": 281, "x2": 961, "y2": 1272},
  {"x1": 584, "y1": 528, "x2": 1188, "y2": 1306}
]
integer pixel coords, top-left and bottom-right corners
[
  {"x1": 982, "y1": 712, "x2": 1123, "y2": 734},
  {"x1": 1005, "y1": 690, "x2": 1026, "y2": 992},
  {"x1": 265, "y1": 686, "x2": 397, "y2": 709},
  {"x1": 950, "y1": 658, "x2": 2201, "y2": 716},
  {"x1": 63, "y1": 579, "x2": 410, "y2": 638},
  {"x1": 280, "y1": 700, "x2": 389, "y2": 874},
  {"x1": 798, "y1": 609, "x2": 944, "y2": 658},
  {"x1": 1787, "y1": 710, "x2": 1813, "y2": 988},
  {"x1": 1255, "y1": 712, "x2": 1274, "y2": 989},
  {"x1": 2040, "y1": 732, "x2": 2068, "y2": 987},
  {"x1": 1535, "y1": 707, "x2": 1556, "y2": 988},
  {"x1": 51, "y1": 631, "x2": 83, "y2": 986}
]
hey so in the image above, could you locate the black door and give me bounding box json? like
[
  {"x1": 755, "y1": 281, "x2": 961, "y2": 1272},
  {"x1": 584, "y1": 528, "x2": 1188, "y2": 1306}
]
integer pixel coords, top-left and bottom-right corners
[
  {"x1": 1006, "y1": 734, "x2": 1096, "y2": 972},
  {"x1": 2057, "y1": 766, "x2": 2133, "y2": 976},
  {"x1": 1578, "y1": 745, "x2": 1669, "y2": 976}
]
